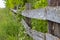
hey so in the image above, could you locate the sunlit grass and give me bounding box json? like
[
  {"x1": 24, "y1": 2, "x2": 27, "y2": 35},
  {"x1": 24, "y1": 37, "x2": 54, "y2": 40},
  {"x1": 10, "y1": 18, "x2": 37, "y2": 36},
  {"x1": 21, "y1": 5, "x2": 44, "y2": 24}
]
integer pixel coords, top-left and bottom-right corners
[
  {"x1": 0, "y1": 8, "x2": 48, "y2": 40},
  {"x1": 0, "y1": 8, "x2": 20, "y2": 40}
]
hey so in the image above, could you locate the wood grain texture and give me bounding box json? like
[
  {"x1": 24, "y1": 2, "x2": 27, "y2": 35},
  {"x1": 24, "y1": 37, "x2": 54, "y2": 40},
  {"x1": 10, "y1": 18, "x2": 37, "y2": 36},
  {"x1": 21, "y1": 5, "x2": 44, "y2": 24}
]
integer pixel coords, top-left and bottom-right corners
[
  {"x1": 24, "y1": 3, "x2": 32, "y2": 28},
  {"x1": 10, "y1": 6, "x2": 60, "y2": 23},
  {"x1": 46, "y1": 33, "x2": 60, "y2": 40},
  {"x1": 22, "y1": 8, "x2": 46, "y2": 20},
  {"x1": 22, "y1": 7, "x2": 60, "y2": 23},
  {"x1": 21, "y1": 19, "x2": 60, "y2": 40},
  {"x1": 21, "y1": 19, "x2": 44, "y2": 40}
]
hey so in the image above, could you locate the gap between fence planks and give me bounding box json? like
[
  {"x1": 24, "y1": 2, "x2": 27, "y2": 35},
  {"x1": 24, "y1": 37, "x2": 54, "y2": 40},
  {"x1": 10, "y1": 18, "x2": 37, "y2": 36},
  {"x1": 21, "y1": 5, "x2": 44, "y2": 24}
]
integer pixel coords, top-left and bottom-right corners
[
  {"x1": 21, "y1": 19, "x2": 60, "y2": 40},
  {"x1": 10, "y1": 7, "x2": 60, "y2": 40}
]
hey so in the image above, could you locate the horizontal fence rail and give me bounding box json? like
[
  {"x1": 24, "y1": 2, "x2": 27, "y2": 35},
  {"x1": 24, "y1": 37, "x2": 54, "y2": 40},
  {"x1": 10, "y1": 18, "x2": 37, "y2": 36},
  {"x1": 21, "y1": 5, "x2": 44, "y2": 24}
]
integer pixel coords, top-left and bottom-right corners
[
  {"x1": 10, "y1": 6, "x2": 60, "y2": 23},
  {"x1": 10, "y1": 6, "x2": 60, "y2": 40},
  {"x1": 22, "y1": 8, "x2": 46, "y2": 20}
]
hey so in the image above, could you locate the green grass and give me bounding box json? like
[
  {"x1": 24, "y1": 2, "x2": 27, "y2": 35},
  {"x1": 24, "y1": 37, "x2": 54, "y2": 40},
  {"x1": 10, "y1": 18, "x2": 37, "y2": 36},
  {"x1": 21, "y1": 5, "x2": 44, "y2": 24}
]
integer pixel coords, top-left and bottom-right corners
[
  {"x1": 0, "y1": 8, "x2": 33, "y2": 40},
  {"x1": 31, "y1": 19, "x2": 48, "y2": 33},
  {"x1": 0, "y1": 8, "x2": 20, "y2": 40},
  {"x1": 0, "y1": 8, "x2": 48, "y2": 40}
]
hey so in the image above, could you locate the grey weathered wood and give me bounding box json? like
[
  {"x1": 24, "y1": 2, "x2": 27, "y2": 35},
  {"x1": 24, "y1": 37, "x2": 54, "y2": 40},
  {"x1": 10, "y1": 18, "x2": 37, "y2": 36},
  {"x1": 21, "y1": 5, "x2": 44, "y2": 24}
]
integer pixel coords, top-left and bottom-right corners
[
  {"x1": 21, "y1": 19, "x2": 44, "y2": 40},
  {"x1": 24, "y1": 3, "x2": 32, "y2": 28},
  {"x1": 22, "y1": 7, "x2": 60, "y2": 23},
  {"x1": 10, "y1": 7, "x2": 60, "y2": 23},
  {"x1": 48, "y1": 0, "x2": 60, "y2": 38},
  {"x1": 53, "y1": 23, "x2": 60, "y2": 38},
  {"x1": 10, "y1": 9, "x2": 17, "y2": 13},
  {"x1": 46, "y1": 7, "x2": 60, "y2": 23},
  {"x1": 21, "y1": 19, "x2": 60, "y2": 40},
  {"x1": 48, "y1": 21, "x2": 54, "y2": 35},
  {"x1": 46, "y1": 33, "x2": 60, "y2": 40},
  {"x1": 22, "y1": 8, "x2": 46, "y2": 20}
]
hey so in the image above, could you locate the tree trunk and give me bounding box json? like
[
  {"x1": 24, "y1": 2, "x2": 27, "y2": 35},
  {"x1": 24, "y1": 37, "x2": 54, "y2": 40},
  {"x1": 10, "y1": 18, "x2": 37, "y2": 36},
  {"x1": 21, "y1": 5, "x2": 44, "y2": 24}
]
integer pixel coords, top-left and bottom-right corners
[{"x1": 48, "y1": 0, "x2": 60, "y2": 38}]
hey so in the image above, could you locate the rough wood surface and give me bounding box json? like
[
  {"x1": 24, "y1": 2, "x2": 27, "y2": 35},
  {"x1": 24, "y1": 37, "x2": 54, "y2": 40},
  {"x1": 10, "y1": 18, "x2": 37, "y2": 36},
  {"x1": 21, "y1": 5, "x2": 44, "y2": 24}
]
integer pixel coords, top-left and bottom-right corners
[
  {"x1": 10, "y1": 9, "x2": 17, "y2": 13},
  {"x1": 48, "y1": 21, "x2": 54, "y2": 35},
  {"x1": 46, "y1": 33, "x2": 60, "y2": 40},
  {"x1": 22, "y1": 8, "x2": 46, "y2": 20},
  {"x1": 21, "y1": 19, "x2": 60, "y2": 40},
  {"x1": 48, "y1": 0, "x2": 60, "y2": 38},
  {"x1": 22, "y1": 7, "x2": 60, "y2": 23},
  {"x1": 46, "y1": 7, "x2": 60, "y2": 23},
  {"x1": 21, "y1": 19, "x2": 44, "y2": 40},
  {"x1": 10, "y1": 7, "x2": 60, "y2": 23},
  {"x1": 24, "y1": 3, "x2": 32, "y2": 28}
]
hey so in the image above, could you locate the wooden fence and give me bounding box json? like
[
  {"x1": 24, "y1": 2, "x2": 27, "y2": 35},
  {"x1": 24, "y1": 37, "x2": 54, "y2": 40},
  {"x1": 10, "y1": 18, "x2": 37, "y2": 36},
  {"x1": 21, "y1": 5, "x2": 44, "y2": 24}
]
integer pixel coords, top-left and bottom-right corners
[
  {"x1": 11, "y1": 6, "x2": 60, "y2": 23},
  {"x1": 10, "y1": 6, "x2": 60, "y2": 40},
  {"x1": 21, "y1": 19, "x2": 60, "y2": 40}
]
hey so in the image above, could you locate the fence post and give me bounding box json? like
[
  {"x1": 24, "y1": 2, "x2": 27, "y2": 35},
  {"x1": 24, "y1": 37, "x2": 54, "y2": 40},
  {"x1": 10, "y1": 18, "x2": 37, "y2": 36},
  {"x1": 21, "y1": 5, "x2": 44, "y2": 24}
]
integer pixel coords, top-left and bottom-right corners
[
  {"x1": 24, "y1": 3, "x2": 32, "y2": 28},
  {"x1": 48, "y1": 0, "x2": 60, "y2": 38}
]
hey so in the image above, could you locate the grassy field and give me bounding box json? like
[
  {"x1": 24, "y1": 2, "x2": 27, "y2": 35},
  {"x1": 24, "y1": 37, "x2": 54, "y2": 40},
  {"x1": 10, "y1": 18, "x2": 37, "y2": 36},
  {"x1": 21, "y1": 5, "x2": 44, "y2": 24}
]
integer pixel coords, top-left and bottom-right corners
[
  {"x1": 0, "y1": 8, "x2": 20, "y2": 40},
  {"x1": 0, "y1": 8, "x2": 33, "y2": 40},
  {"x1": 0, "y1": 8, "x2": 48, "y2": 40}
]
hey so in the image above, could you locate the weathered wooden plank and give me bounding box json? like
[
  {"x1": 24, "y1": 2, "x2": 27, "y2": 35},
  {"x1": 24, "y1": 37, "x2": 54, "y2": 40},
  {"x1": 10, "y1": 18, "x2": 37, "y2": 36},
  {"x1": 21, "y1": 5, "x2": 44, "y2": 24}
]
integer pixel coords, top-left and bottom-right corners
[
  {"x1": 47, "y1": 0, "x2": 60, "y2": 37},
  {"x1": 10, "y1": 8, "x2": 46, "y2": 20},
  {"x1": 46, "y1": 7, "x2": 60, "y2": 23},
  {"x1": 22, "y1": 8, "x2": 46, "y2": 20},
  {"x1": 22, "y1": 7, "x2": 60, "y2": 23},
  {"x1": 10, "y1": 7, "x2": 60, "y2": 23},
  {"x1": 53, "y1": 23, "x2": 60, "y2": 38},
  {"x1": 21, "y1": 19, "x2": 45, "y2": 40},
  {"x1": 24, "y1": 3, "x2": 32, "y2": 28},
  {"x1": 10, "y1": 9, "x2": 17, "y2": 13},
  {"x1": 47, "y1": 21, "x2": 54, "y2": 35},
  {"x1": 46, "y1": 33, "x2": 60, "y2": 40},
  {"x1": 21, "y1": 19, "x2": 60, "y2": 40}
]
